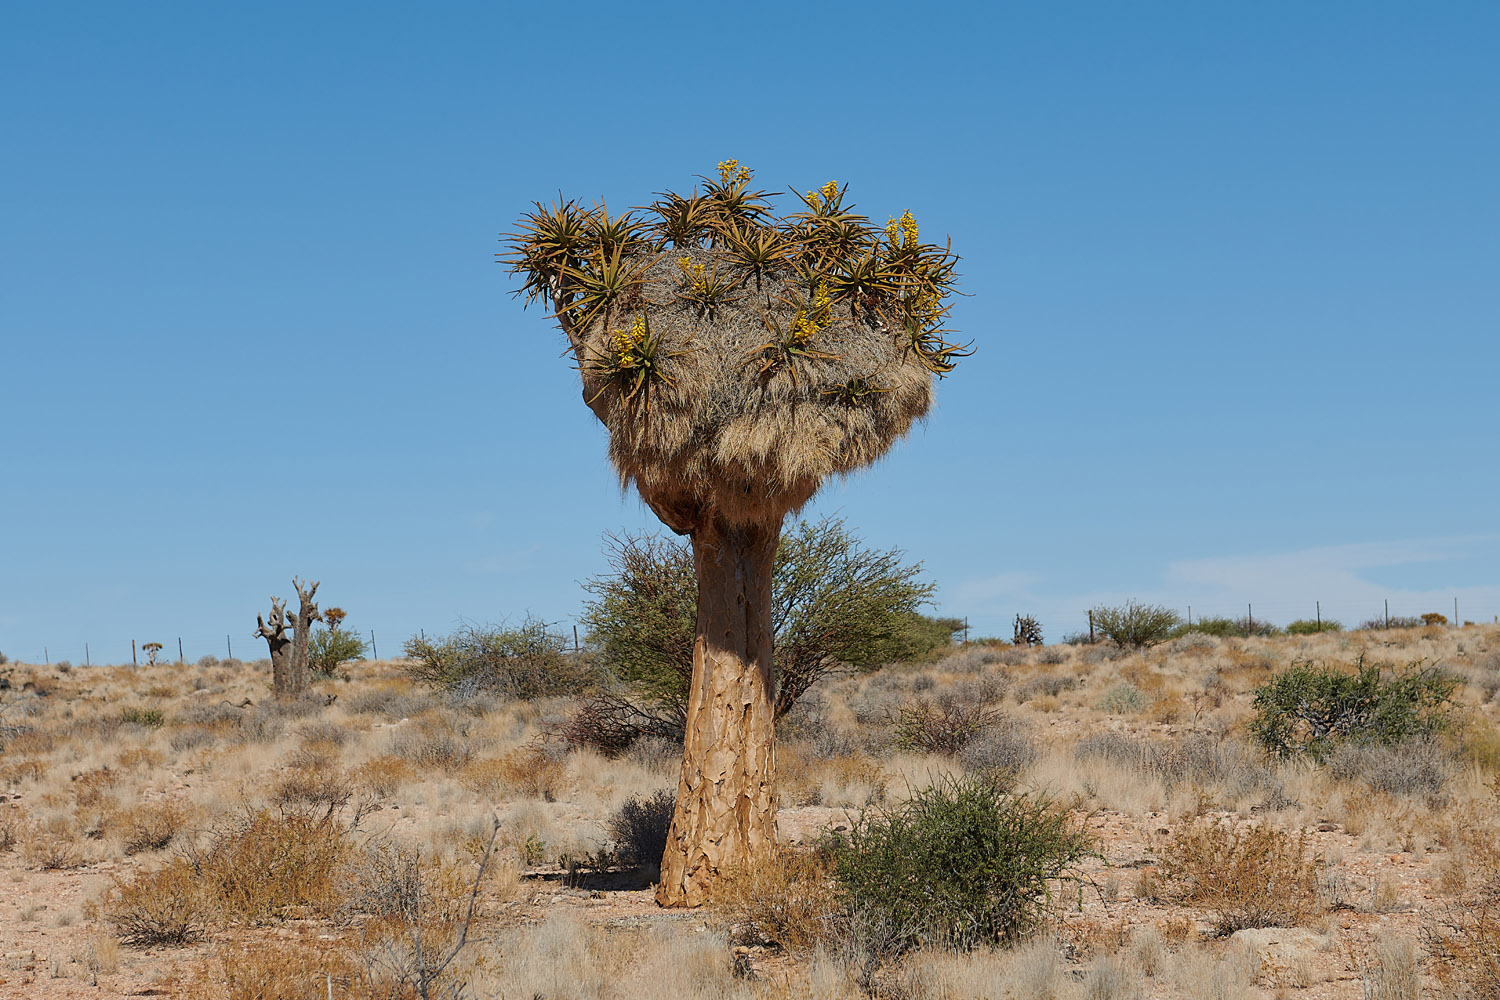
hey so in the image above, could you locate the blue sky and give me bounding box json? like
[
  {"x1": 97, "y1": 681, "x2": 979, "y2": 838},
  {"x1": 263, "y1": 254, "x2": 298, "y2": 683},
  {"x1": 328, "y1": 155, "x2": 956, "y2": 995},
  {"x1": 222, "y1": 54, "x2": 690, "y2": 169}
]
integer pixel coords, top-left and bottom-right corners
[{"x1": 3, "y1": 1, "x2": 1496, "y2": 664}]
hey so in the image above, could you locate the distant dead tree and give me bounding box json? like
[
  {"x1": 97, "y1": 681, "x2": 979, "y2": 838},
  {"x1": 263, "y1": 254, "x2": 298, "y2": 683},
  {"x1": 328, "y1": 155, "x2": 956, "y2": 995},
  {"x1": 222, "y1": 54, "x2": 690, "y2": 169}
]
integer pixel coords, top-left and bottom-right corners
[
  {"x1": 254, "y1": 597, "x2": 293, "y2": 696},
  {"x1": 287, "y1": 577, "x2": 321, "y2": 695}
]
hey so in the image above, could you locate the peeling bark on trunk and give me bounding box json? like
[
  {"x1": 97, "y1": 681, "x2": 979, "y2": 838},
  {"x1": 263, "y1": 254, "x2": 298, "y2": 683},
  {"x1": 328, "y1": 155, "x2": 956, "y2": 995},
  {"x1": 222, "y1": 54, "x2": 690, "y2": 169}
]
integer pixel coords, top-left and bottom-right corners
[
  {"x1": 288, "y1": 578, "x2": 320, "y2": 697},
  {"x1": 255, "y1": 598, "x2": 293, "y2": 698},
  {"x1": 656, "y1": 515, "x2": 780, "y2": 908}
]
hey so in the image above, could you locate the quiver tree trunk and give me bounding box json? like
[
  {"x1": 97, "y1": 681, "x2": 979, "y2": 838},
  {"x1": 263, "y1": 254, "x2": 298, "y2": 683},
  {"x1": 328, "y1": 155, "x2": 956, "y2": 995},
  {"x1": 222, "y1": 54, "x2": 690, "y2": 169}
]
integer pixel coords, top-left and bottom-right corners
[
  {"x1": 287, "y1": 577, "x2": 320, "y2": 696},
  {"x1": 255, "y1": 598, "x2": 293, "y2": 698},
  {"x1": 656, "y1": 515, "x2": 780, "y2": 908}
]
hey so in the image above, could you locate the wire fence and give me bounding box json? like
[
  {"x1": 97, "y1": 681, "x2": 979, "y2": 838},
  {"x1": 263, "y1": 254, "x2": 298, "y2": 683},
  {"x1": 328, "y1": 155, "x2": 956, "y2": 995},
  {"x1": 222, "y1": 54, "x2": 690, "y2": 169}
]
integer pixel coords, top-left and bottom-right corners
[
  {"x1": 0, "y1": 631, "x2": 389, "y2": 669},
  {"x1": 955, "y1": 595, "x2": 1498, "y2": 645},
  {"x1": 2, "y1": 596, "x2": 1496, "y2": 668}
]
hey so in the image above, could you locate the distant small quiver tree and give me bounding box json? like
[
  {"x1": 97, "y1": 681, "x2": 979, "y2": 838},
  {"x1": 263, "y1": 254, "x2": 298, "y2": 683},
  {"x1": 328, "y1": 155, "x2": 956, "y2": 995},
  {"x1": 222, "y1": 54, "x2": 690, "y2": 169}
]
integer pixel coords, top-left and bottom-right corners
[{"x1": 502, "y1": 161, "x2": 969, "y2": 906}]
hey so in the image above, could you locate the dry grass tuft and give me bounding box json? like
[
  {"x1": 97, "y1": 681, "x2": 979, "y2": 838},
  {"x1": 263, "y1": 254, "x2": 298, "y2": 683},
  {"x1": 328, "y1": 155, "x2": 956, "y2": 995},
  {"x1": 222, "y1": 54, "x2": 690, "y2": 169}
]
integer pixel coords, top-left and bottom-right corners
[
  {"x1": 712, "y1": 846, "x2": 842, "y2": 953},
  {"x1": 113, "y1": 800, "x2": 190, "y2": 854},
  {"x1": 353, "y1": 754, "x2": 417, "y2": 797},
  {"x1": 459, "y1": 748, "x2": 566, "y2": 801},
  {"x1": 105, "y1": 859, "x2": 213, "y2": 945},
  {"x1": 191, "y1": 808, "x2": 352, "y2": 924},
  {"x1": 188, "y1": 940, "x2": 364, "y2": 1000},
  {"x1": 1154, "y1": 819, "x2": 1321, "y2": 935}
]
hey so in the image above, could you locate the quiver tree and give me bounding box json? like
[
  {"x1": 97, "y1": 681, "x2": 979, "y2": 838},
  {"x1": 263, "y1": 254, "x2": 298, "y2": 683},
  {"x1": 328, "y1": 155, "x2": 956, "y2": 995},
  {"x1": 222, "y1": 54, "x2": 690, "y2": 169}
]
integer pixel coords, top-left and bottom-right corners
[
  {"x1": 502, "y1": 161, "x2": 969, "y2": 907},
  {"x1": 255, "y1": 597, "x2": 293, "y2": 695},
  {"x1": 287, "y1": 577, "x2": 321, "y2": 695}
]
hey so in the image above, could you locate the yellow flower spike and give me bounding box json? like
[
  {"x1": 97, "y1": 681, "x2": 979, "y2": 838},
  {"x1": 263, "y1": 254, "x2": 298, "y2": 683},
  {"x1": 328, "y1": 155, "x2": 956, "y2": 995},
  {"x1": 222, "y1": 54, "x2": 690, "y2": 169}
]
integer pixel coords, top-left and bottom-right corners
[
  {"x1": 885, "y1": 217, "x2": 900, "y2": 246},
  {"x1": 677, "y1": 255, "x2": 692, "y2": 273},
  {"x1": 820, "y1": 180, "x2": 839, "y2": 203},
  {"x1": 806, "y1": 189, "x2": 820, "y2": 209},
  {"x1": 736, "y1": 166, "x2": 751, "y2": 182},
  {"x1": 899, "y1": 210, "x2": 918, "y2": 247},
  {"x1": 717, "y1": 159, "x2": 739, "y2": 186}
]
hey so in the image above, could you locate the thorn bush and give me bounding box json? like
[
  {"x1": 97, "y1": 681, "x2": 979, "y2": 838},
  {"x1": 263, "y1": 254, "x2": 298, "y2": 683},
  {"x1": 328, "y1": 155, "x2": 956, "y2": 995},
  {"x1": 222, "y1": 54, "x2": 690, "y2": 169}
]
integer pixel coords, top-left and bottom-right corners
[
  {"x1": 822, "y1": 775, "x2": 1096, "y2": 954},
  {"x1": 1249, "y1": 657, "x2": 1459, "y2": 761}
]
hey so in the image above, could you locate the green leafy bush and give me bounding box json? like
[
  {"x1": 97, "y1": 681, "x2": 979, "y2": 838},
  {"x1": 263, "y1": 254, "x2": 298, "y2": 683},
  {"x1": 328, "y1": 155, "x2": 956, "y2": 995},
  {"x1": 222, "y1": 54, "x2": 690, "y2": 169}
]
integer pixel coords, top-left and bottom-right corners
[
  {"x1": 402, "y1": 618, "x2": 597, "y2": 700},
  {"x1": 1172, "y1": 614, "x2": 1281, "y2": 638},
  {"x1": 580, "y1": 516, "x2": 944, "y2": 718},
  {"x1": 823, "y1": 775, "x2": 1095, "y2": 954},
  {"x1": 308, "y1": 626, "x2": 366, "y2": 677},
  {"x1": 1097, "y1": 683, "x2": 1146, "y2": 714},
  {"x1": 121, "y1": 707, "x2": 165, "y2": 729},
  {"x1": 1090, "y1": 601, "x2": 1181, "y2": 649},
  {"x1": 1249, "y1": 657, "x2": 1459, "y2": 760},
  {"x1": 1286, "y1": 618, "x2": 1343, "y2": 635}
]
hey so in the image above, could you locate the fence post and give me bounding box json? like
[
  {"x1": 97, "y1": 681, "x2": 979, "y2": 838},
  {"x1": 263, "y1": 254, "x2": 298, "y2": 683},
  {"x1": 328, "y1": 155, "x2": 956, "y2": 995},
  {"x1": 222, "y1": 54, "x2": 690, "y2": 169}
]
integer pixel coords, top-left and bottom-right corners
[
  {"x1": 178, "y1": 637, "x2": 184, "y2": 665},
  {"x1": 1247, "y1": 604, "x2": 1253, "y2": 637},
  {"x1": 132, "y1": 639, "x2": 137, "y2": 667},
  {"x1": 370, "y1": 631, "x2": 378, "y2": 660},
  {"x1": 1385, "y1": 599, "x2": 1389, "y2": 628},
  {"x1": 1316, "y1": 601, "x2": 1321, "y2": 631},
  {"x1": 85, "y1": 643, "x2": 90, "y2": 667},
  {"x1": 1088, "y1": 610, "x2": 1095, "y2": 644}
]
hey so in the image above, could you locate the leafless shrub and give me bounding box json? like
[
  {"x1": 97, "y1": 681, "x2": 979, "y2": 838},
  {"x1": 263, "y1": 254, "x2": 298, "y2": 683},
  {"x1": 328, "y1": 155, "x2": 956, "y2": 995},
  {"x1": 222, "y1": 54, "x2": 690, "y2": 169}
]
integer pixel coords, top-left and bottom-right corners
[
  {"x1": 1016, "y1": 673, "x2": 1079, "y2": 702},
  {"x1": 388, "y1": 716, "x2": 486, "y2": 773},
  {"x1": 780, "y1": 691, "x2": 859, "y2": 757},
  {"x1": 116, "y1": 801, "x2": 189, "y2": 855},
  {"x1": 891, "y1": 698, "x2": 1002, "y2": 755},
  {"x1": 176, "y1": 701, "x2": 245, "y2": 728},
  {"x1": 623, "y1": 734, "x2": 681, "y2": 773},
  {"x1": 297, "y1": 719, "x2": 351, "y2": 747},
  {"x1": 953, "y1": 673, "x2": 1010, "y2": 705},
  {"x1": 609, "y1": 789, "x2": 675, "y2": 871},
  {"x1": 957, "y1": 717, "x2": 1038, "y2": 777},
  {"x1": 1077, "y1": 733, "x2": 1283, "y2": 801},
  {"x1": 552, "y1": 693, "x2": 684, "y2": 758},
  {"x1": 169, "y1": 727, "x2": 217, "y2": 752},
  {"x1": 1037, "y1": 646, "x2": 1069, "y2": 665},
  {"x1": 346, "y1": 686, "x2": 434, "y2": 719},
  {"x1": 1328, "y1": 739, "x2": 1453, "y2": 798},
  {"x1": 273, "y1": 764, "x2": 352, "y2": 812}
]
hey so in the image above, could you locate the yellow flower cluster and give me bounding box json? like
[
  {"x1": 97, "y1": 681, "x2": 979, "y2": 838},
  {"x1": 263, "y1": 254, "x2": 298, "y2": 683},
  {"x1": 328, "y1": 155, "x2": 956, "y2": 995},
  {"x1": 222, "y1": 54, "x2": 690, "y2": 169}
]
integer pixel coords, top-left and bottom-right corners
[
  {"x1": 717, "y1": 159, "x2": 752, "y2": 185},
  {"x1": 886, "y1": 210, "x2": 919, "y2": 248},
  {"x1": 611, "y1": 315, "x2": 649, "y2": 367},
  {"x1": 791, "y1": 282, "x2": 833, "y2": 346},
  {"x1": 677, "y1": 256, "x2": 707, "y2": 291},
  {"x1": 806, "y1": 181, "x2": 839, "y2": 210}
]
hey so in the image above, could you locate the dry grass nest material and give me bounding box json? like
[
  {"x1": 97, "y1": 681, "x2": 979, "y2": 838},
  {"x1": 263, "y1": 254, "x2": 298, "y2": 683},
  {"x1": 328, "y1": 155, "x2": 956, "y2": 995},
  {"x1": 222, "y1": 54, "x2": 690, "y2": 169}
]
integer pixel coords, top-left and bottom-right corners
[{"x1": 579, "y1": 250, "x2": 934, "y2": 524}]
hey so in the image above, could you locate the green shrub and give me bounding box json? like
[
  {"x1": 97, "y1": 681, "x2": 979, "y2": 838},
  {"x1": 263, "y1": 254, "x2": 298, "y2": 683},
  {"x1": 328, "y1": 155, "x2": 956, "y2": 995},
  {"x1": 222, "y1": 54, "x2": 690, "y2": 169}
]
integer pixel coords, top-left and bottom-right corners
[
  {"x1": 121, "y1": 707, "x2": 165, "y2": 729},
  {"x1": 1090, "y1": 601, "x2": 1180, "y2": 649},
  {"x1": 308, "y1": 626, "x2": 366, "y2": 677},
  {"x1": 1249, "y1": 657, "x2": 1459, "y2": 760},
  {"x1": 824, "y1": 775, "x2": 1095, "y2": 954},
  {"x1": 1286, "y1": 618, "x2": 1343, "y2": 635},
  {"x1": 402, "y1": 617, "x2": 595, "y2": 700},
  {"x1": 1172, "y1": 615, "x2": 1280, "y2": 638},
  {"x1": 1360, "y1": 615, "x2": 1424, "y2": 631},
  {"x1": 580, "y1": 516, "x2": 945, "y2": 718},
  {"x1": 1097, "y1": 683, "x2": 1146, "y2": 715}
]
